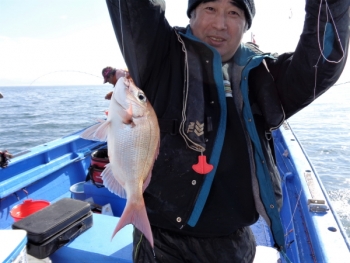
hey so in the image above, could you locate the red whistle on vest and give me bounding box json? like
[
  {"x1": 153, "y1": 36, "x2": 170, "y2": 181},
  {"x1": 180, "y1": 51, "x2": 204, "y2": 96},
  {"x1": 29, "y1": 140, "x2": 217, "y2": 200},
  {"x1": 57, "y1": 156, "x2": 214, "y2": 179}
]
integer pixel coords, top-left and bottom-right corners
[{"x1": 192, "y1": 155, "x2": 213, "y2": 175}]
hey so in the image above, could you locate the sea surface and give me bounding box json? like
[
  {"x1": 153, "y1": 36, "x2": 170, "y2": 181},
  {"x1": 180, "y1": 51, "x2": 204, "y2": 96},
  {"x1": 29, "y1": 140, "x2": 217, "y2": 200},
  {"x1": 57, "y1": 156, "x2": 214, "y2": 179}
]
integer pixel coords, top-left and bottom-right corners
[{"x1": 1, "y1": 84, "x2": 350, "y2": 238}]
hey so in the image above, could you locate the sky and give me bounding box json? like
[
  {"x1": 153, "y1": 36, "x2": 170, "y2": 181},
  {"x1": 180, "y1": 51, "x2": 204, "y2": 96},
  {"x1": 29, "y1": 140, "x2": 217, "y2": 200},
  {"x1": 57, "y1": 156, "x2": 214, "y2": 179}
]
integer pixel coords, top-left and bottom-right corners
[{"x1": 0, "y1": 0, "x2": 348, "y2": 86}]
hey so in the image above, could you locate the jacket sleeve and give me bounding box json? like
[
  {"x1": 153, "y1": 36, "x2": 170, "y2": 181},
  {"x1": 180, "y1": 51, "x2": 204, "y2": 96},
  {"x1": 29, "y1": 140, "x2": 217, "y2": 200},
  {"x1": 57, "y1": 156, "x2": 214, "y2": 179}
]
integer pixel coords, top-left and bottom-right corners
[
  {"x1": 105, "y1": 0, "x2": 172, "y2": 89},
  {"x1": 267, "y1": 0, "x2": 349, "y2": 119}
]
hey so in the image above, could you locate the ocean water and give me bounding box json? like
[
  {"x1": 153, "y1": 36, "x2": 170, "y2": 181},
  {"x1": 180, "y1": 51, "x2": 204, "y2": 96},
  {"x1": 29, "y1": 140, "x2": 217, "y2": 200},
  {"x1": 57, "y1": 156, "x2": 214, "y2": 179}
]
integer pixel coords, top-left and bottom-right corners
[
  {"x1": 0, "y1": 84, "x2": 350, "y2": 238},
  {"x1": 288, "y1": 83, "x2": 350, "y2": 238},
  {"x1": 0, "y1": 85, "x2": 111, "y2": 152}
]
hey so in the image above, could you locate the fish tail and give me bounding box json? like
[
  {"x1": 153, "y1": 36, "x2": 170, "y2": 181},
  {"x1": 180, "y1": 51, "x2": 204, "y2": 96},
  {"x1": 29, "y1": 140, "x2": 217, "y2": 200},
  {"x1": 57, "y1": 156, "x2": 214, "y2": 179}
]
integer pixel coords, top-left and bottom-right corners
[{"x1": 112, "y1": 200, "x2": 154, "y2": 248}]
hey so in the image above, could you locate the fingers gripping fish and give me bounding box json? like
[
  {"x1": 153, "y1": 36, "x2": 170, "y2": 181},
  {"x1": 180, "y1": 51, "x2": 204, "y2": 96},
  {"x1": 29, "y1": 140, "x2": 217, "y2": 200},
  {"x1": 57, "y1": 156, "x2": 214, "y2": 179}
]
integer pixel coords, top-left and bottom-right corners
[{"x1": 81, "y1": 77, "x2": 160, "y2": 248}]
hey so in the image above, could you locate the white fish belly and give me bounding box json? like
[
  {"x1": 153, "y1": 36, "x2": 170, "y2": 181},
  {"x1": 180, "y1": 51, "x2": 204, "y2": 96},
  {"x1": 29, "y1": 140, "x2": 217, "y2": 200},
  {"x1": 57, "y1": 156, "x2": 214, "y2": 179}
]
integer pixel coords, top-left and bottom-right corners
[{"x1": 108, "y1": 118, "x2": 157, "y2": 198}]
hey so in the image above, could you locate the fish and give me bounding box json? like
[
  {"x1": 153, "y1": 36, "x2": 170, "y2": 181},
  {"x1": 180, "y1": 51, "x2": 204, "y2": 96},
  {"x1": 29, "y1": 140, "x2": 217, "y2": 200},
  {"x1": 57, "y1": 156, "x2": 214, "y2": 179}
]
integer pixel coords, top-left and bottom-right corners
[{"x1": 81, "y1": 77, "x2": 160, "y2": 248}]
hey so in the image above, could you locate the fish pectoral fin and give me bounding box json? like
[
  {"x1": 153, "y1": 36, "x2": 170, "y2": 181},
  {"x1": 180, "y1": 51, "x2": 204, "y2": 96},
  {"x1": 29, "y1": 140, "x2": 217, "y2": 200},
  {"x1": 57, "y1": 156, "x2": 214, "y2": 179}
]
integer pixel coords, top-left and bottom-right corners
[
  {"x1": 120, "y1": 105, "x2": 134, "y2": 125},
  {"x1": 93, "y1": 120, "x2": 110, "y2": 141},
  {"x1": 101, "y1": 164, "x2": 127, "y2": 198},
  {"x1": 80, "y1": 120, "x2": 110, "y2": 141}
]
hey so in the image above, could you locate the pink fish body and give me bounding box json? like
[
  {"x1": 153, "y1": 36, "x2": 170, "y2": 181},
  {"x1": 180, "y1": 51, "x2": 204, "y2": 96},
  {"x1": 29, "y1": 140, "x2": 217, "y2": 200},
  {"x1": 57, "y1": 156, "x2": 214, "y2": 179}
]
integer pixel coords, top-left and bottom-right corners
[{"x1": 81, "y1": 77, "x2": 159, "y2": 247}]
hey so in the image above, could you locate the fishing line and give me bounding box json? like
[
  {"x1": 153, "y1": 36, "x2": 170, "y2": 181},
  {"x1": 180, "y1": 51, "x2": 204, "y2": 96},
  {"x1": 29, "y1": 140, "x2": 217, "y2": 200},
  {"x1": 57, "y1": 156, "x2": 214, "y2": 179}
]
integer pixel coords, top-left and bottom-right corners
[
  {"x1": 313, "y1": 0, "x2": 346, "y2": 99},
  {"x1": 317, "y1": 0, "x2": 345, "y2": 64},
  {"x1": 313, "y1": 54, "x2": 322, "y2": 99},
  {"x1": 28, "y1": 70, "x2": 102, "y2": 87},
  {"x1": 284, "y1": 188, "x2": 303, "y2": 243}
]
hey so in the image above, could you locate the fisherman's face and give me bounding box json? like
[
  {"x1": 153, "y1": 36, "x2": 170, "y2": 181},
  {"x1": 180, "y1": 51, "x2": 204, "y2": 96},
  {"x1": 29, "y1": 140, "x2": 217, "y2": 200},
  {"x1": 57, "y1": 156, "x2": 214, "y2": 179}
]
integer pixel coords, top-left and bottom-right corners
[
  {"x1": 190, "y1": 0, "x2": 247, "y2": 62},
  {"x1": 106, "y1": 73, "x2": 117, "y2": 87}
]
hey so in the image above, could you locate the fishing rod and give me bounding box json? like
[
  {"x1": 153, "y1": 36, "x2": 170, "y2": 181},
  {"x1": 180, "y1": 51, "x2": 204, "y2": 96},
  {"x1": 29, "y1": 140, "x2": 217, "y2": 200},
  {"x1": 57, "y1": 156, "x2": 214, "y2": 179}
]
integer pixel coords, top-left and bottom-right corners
[
  {"x1": 333, "y1": 81, "x2": 350, "y2": 87},
  {"x1": 28, "y1": 70, "x2": 103, "y2": 87}
]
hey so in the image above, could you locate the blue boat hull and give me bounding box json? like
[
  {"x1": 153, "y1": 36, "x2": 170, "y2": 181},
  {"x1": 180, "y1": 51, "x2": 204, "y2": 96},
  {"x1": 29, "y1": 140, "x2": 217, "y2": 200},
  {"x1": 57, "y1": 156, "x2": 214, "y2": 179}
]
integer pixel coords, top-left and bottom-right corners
[{"x1": 1, "y1": 122, "x2": 349, "y2": 262}]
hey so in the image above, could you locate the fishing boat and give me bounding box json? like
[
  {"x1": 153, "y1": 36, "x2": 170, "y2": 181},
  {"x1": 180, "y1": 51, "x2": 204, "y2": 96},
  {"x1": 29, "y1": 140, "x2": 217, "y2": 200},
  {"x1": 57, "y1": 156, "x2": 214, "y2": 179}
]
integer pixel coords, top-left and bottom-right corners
[{"x1": 1, "y1": 121, "x2": 349, "y2": 263}]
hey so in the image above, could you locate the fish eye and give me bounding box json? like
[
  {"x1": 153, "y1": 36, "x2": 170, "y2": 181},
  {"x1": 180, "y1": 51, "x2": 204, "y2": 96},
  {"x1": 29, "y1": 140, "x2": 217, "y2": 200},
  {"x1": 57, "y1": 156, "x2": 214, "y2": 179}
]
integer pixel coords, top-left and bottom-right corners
[{"x1": 137, "y1": 92, "x2": 147, "y2": 102}]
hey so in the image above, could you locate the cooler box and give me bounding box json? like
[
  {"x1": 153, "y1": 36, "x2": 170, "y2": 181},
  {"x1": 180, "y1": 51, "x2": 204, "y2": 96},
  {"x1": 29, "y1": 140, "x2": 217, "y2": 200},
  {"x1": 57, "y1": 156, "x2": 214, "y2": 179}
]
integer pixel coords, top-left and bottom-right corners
[
  {"x1": 84, "y1": 180, "x2": 126, "y2": 217},
  {"x1": 0, "y1": 229, "x2": 28, "y2": 263}
]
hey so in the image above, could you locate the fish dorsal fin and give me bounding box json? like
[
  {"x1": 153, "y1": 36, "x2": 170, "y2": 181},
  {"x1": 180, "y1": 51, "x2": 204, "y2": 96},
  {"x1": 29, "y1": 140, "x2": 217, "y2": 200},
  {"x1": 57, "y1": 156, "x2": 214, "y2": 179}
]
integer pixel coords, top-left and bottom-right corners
[
  {"x1": 80, "y1": 120, "x2": 110, "y2": 142},
  {"x1": 102, "y1": 164, "x2": 127, "y2": 199},
  {"x1": 93, "y1": 120, "x2": 110, "y2": 141}
]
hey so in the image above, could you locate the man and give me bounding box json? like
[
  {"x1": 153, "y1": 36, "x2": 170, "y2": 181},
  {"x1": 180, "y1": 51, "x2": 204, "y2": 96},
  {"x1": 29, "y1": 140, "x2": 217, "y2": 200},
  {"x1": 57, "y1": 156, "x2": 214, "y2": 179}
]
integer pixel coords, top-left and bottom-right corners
[
  {"x1": 102, "y1": 66, "x2": 128, "y2": 99},
  {"x1": 105, "y1": 0, "x2": 349, "y2": 262},
  {"x1": 0, "y1": 150, "x2": 13, "y2": 168}
]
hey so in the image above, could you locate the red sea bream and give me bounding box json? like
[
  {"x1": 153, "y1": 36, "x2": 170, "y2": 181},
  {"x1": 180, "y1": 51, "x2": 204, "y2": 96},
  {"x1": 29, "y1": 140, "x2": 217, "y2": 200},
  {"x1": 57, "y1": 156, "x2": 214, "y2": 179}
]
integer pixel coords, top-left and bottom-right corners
[{"x1": 81, "y1": 77, "x2": 160, "y2": 247}]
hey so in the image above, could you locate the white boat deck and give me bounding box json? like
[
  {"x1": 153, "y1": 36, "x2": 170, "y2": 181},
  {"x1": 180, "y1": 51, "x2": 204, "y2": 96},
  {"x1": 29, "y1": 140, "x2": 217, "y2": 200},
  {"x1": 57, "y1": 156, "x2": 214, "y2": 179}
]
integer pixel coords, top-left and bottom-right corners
[
  {"x1": 251, "y1": 216, "x2": 281, "y2": 262},
  {"x1": 24, "y1": 214, "x2": 283, "y2": 263}
]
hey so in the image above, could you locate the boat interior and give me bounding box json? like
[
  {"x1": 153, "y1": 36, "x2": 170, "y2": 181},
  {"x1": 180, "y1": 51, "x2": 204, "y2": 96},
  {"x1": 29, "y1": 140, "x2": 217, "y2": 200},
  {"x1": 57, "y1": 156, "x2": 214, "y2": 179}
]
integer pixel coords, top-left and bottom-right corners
[{"x1": 1, "y1": 122, "x2": 349, "y2": 262}]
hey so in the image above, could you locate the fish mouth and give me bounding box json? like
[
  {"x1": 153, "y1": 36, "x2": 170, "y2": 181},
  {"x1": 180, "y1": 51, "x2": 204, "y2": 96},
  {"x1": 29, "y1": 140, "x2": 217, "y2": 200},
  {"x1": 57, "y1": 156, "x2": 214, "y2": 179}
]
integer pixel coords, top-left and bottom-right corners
[{"x1": 115, "y1": 80, "x2": 147, "y2": 119}]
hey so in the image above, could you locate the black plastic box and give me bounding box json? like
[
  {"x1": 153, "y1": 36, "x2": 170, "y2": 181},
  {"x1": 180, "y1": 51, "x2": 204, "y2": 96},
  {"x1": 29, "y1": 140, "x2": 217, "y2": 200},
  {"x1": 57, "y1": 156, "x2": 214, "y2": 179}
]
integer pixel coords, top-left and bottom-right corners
[{"x1": 12, "y1": 198, "x2": 93, "y2": 259}]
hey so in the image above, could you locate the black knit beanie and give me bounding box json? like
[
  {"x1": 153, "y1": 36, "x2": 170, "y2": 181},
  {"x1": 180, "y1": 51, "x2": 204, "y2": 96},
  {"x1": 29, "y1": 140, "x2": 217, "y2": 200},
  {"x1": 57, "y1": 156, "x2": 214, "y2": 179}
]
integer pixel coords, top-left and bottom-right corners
[{"x1": 187, "y1": 0, "x2": 255, "y2": 29}]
